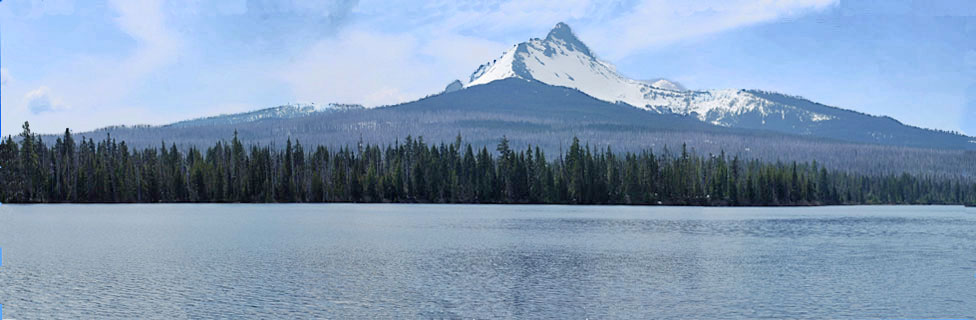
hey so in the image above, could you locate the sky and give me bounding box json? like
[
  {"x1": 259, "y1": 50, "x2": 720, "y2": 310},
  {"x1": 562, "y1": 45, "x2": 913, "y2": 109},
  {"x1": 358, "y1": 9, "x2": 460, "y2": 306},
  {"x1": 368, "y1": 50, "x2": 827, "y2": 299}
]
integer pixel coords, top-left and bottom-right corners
[{"x1": 1, "y1": 0, "x2": 974, "y2": 136}]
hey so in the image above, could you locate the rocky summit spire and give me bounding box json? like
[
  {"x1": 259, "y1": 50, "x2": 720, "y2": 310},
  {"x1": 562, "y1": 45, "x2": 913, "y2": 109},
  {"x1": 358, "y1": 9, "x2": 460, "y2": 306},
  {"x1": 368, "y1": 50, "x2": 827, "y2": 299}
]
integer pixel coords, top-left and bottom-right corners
[
  {"x1": 545, "y1": 22, "x2": 575, "y2": 41},
  {"x1": 545, "y1": 22, "x2": 592, "y2": 57}
]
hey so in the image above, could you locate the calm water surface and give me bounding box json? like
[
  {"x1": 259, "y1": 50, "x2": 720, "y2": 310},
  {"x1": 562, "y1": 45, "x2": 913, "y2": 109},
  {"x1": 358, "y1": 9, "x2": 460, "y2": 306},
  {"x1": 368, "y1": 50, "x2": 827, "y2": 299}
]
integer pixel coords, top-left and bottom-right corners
[{"x1": 0, "y1": 204, "x2": 974, "y2": 319}]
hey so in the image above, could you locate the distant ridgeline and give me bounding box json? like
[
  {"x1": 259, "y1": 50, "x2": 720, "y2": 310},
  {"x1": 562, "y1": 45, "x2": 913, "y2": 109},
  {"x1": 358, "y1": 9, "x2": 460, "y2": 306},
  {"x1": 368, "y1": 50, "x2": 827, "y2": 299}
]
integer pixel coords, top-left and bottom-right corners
[
  {"x1": 37, "y1": 79, "x2": 976, "y2": 180},
  {"x1": 2, "y1": 122, "x2": 975, "y2": 205},
  {"x1": 165, "y1": 103, "x2": 365, "y2": 129}
]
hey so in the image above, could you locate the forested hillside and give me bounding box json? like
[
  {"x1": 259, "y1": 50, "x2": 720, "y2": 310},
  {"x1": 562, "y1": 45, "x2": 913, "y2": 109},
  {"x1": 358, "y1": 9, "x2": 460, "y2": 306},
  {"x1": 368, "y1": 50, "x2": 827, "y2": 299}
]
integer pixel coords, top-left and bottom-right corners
[
  {"x1": 4, "y1": 122, "x2": 975, "y2": 205},
  {"x1": 36, "y1": 79, "x2": 976, "y2": 179}
]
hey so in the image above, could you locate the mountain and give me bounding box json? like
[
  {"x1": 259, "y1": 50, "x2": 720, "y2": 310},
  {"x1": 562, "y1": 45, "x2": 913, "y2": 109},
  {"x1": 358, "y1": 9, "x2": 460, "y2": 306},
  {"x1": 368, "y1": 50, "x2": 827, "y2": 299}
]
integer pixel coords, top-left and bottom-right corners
[
  {"x1": 443, "y1": 80, "x2": 463, "y2": 93},
  {"x1": 463, "y1": 22, "x2": 974, "y2": 150},
  {"x1": 33, "y1": 23, "x2": 976, "y2": 179},
  {"x1": 55, "y1": 78, "x2": 976, "y2": 180},
  {"x1": 390, "y1": 78, "x2": 719, "y2": 132},
  {"x1": 166, "y1": 103, "x2": 364, "y2": 129}
]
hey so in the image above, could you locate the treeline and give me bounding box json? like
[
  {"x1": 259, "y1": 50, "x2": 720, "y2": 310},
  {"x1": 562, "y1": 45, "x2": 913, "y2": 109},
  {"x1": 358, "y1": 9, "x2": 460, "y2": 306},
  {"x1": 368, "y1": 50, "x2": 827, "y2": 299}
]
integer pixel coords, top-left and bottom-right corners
[
  {"x1": 51, "y1": 105, "x2": 976, "y2": 180},
  {"x1": 2, "y1": 122, "x2": 975, "y2": 205}
]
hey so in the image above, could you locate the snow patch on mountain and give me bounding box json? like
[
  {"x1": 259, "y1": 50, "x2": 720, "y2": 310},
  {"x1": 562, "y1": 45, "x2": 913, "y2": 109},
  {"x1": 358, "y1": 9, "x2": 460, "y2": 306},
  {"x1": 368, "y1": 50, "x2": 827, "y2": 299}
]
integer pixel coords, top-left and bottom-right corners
[
  {"x1": 167, "y1": 103, "x2": 364, "y2": 129},
  {"x1": 645, "y1": 79, "x2": 686, "y2": 91}
]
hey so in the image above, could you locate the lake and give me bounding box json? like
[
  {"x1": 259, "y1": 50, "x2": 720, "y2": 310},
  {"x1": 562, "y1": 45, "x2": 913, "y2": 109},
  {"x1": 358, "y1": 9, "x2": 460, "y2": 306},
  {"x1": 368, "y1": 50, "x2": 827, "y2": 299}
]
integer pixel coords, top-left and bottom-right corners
[{"x1": 0, "y1": 204, "x2": 974, "y2": 319}]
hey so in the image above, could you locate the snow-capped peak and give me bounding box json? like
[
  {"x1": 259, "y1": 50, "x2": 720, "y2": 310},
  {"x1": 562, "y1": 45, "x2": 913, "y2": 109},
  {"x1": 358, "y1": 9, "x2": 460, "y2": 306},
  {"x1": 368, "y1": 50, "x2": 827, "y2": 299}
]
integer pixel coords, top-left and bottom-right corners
[
  {"x1": 465, "y1": 22, "x2": 631, "y2": 99},
  {"x1": 464, "y1": 22, "x2": 837, "y2": 128},
  {"x1": 544, "y1": 22, "x2": 592, "y2": 57}
]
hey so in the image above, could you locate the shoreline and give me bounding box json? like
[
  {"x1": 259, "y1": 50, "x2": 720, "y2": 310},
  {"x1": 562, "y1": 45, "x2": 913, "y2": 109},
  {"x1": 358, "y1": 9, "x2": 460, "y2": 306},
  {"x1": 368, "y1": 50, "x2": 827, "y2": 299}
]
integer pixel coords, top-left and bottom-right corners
[{"x1": 0, "y1": 202, "x2": 972, "y2": 208}]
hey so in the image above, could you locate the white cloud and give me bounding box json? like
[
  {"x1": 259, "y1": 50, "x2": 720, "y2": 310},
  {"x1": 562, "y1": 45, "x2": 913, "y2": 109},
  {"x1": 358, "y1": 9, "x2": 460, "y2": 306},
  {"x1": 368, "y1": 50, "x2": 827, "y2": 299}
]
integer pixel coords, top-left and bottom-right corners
[
  {"x1": 24, "y1": 86, "x2": 68, "y2": 114},
  {"x1": 420, "y1": 33, "x2": 509, "y2": 81},
  {"x1": 280, "y1": 27, "x2": 507, "y2": 107},
  {"x1": 108, "y1": 0, "x2": 181, "y2": 77},
  {"x1": 581, "y1": 0, "x2": 839, "y2": 59},
  {"x1": 281, "y1": 30, "x2": 424, "y2": 107},
  {"x1": 0, "y1": 68, "x2": 9, "y2": 86}
]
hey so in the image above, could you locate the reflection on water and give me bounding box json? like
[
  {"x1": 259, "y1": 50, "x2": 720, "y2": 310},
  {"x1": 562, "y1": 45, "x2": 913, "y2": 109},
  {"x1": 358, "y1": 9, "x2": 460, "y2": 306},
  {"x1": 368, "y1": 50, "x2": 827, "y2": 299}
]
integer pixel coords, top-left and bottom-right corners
[{"x1": 0, "y1": 205, "x2": 974, "y2": 318}]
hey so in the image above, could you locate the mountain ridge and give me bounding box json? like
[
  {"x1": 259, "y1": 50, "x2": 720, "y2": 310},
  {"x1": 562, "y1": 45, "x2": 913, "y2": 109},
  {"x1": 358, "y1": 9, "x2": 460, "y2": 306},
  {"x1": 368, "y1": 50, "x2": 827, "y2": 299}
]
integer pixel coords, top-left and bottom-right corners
[
  {"x1": 36, "y1": 78, "x2": 976, "y2": 181},
  {"x1": 457, "y1": 22, "x2": 972, "y2": 149}
]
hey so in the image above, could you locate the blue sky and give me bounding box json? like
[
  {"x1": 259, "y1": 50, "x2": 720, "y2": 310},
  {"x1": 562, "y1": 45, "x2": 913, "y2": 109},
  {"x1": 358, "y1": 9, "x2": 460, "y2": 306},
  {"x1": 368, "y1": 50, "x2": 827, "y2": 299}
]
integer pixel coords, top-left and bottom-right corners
[{"x1": 1, "y1": 0, "x2": 974, "y2": 136}]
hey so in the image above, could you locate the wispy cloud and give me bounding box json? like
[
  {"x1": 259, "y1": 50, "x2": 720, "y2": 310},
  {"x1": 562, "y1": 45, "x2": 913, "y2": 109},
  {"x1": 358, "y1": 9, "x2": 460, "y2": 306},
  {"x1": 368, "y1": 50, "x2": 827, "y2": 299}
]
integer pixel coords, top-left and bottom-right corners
[
  {"x1": 583, "y1": 0, "x2": 840, "y2": 59},
  {"x1": 279, "y1": 16, "x2": 516, "y2": 107},
  {"x1": 281, "y1": 29, "x2": 427, "y2": 107},
  {"x1": 0, "y1": 68, "x2": 9, "y2": 86},
  {"x1": 107, "y1": 0, "x2": 182, "y2": 84},
  {"x1": 24, "y1": 86, "x2": 68, "y2": 114}
]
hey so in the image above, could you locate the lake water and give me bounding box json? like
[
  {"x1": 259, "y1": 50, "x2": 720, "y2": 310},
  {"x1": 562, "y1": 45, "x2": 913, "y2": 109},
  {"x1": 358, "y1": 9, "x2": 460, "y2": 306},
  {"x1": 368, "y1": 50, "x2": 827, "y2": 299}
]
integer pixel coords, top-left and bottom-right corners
[{"x1": 0, "y1": 204, "x2": 974, "y2": 319}]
